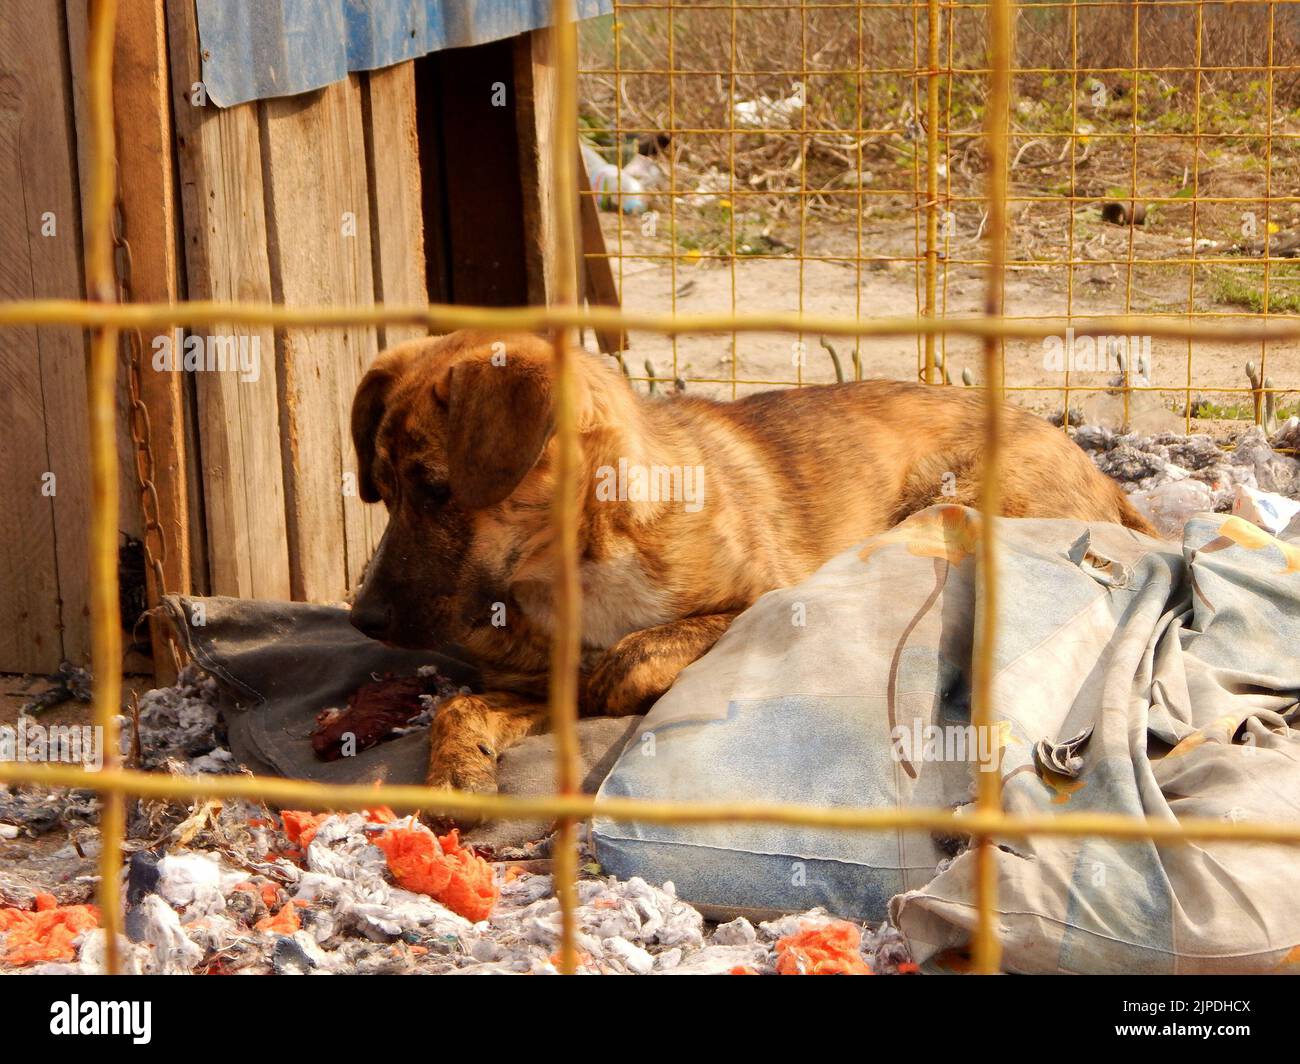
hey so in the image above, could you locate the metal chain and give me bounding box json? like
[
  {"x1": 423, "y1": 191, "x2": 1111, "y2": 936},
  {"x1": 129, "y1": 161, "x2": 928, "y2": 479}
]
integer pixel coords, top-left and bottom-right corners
[{"x1": 110, "y1": 167, "x2": 171, "y2": 629}]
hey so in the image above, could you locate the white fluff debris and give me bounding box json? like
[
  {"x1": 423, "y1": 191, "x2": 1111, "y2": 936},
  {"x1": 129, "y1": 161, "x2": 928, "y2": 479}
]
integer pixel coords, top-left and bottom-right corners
[
  {"x1": 132, "y1": 894, "x2": 206, "y2": 974},
  {"x1": 710, "y1": 916, "x2": 757, "y2": 945},
  {"x1": 293, "y1": 813, "x2": 474, "y2": 943},
  {"x1": 134, "y1": 665, "x2": 232, "y2": 772},
  {"x1": 758, "y1": 907, "x2": 839, "y2": 941},
  {"x1": 481, "y1": 875, "x2": 706, "y2": 974},
  {"x1": 604, "y1": 936, "x2": 656, "y2": 974},
  {"x1": 156, "y1": 851, "x2": 248, "y2": 913},
  {"x1": 658, "y1": 943, "x2": 772, "y2": 974},
  {"x1": 8, "y1": 806, "x2": 913, "y2": 975}
]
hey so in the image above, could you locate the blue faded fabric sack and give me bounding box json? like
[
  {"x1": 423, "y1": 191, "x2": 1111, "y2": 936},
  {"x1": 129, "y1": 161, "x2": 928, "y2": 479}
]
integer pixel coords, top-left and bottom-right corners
[{"x1": 593, "y1": 505, "x2": 1300, "y2": 973}]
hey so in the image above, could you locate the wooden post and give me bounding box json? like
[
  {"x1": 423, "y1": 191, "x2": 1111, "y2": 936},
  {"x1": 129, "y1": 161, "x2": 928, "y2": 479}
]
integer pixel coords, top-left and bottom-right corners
[
  {"x1": 577, "y1": 161, "x2": 627, "y2": 353},
  {"x1": 0, "y1": 5, "x2": 92, "y2": 671},
  {"x1": 514, "y1": 29, "x2": 561, "y2": 307},
  {"x1": 516, "y1": 28, "x2": 622, "y2": 353},
  {"x1": 362, "y1": 63, "x2": 427, "y2": 350},
  {"x1": 114, "y1": 0, "x2": 190, "y2": 681},
  {"x1": 166, "y1": 0, "x2": 293, "y2": 603}
]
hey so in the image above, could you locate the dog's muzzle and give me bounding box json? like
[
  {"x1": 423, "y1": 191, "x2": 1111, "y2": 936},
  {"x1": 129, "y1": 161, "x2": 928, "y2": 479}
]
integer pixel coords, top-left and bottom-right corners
[{"x1": 349, "y1": 599, "x2": 393, "y2": 642}]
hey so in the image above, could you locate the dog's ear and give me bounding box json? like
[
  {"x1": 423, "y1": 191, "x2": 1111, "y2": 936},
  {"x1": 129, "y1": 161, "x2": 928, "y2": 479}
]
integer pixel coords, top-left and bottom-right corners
[
  {"x1": 352, "y1": 347, "x2": 415, "y2": 503},
  {"x1": 437, "y1": 350, "x2": 556, "y2": 510}
]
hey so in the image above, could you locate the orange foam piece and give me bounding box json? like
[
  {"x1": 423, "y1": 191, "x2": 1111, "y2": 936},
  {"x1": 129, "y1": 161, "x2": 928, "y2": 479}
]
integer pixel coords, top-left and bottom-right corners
[
  {"x1": 280, "y1": 810, "x2": 331, "y2": 849},
  {"x1": 373, "y1": 823, "x2": 499, "y2": 923},
  {"x1": 281, "y1": 806, "x2": 399, "y2": 849},
  {"x1": 0, "y1": 898, "x2": 99, "y2": 967},
  {"x1": 254, "y1": 902, "x2": 301, "y2": 935},
  {"x1": 776, "y1": 920, "x2": 874, "y2": 975}
]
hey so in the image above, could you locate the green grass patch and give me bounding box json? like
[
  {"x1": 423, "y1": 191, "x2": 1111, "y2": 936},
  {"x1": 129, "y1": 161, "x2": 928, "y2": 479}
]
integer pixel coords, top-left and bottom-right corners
[
  {"x1": 1212, "y1": 264, "x2": 1300, "y2": 315},
  {"x1": 1189, "y1": 398, "x2": 1300, "y2": 421}
]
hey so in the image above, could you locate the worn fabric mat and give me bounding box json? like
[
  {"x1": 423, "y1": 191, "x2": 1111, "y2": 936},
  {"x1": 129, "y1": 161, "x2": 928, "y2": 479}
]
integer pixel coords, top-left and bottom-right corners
[
  {"x1": 159, "y1": 597, "x2": 639, "y2": 849},
  {"x1": 593, "y1": 504, "x2": 1300, "y2": 974}
]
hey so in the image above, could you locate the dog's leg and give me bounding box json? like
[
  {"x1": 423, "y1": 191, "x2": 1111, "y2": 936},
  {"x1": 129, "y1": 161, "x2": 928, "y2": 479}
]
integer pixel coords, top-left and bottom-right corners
[
  {"x1": 581, "y1": 613, "x2": 740, "y2": 717},
  {"x1": 427, "y1": 691, "x2": 548, "y2": 793},
  {"x1": 428, "y1": 613, "x2": 738, "y2": 794}
]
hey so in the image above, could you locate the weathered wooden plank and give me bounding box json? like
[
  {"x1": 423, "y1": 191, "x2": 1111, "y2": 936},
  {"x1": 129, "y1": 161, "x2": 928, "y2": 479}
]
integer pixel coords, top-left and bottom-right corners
[
  {"x1": 0, "y1": 125, "x2": 64, "y2": 670},
  {"x1": 359, "y1": 62, "x2": 427, "y2": 558},
  {"x1": 513, "y1": 30, "x2": 556, "y2": 307},
  {"x1": 578, "y1": 160, "x2": 627, "y2": 354},
  {"x1": 166, "y1": 0, "x2": 291, "y2": 601},
  {"x1": 0, "y1": 4, "x2": 93, "y2": 671},
  {"x1": 261, "y1": 77, "x2": 380, "y2": 597},
  {"x1": 114, "y1": 0, "x2": 189, "y2": 681},
  {"x1": 362, "y1": 62, "x2": 427, "y2": 351},
  {"x1": 64, "y1": 1, "x2": 143, "y2": 552},
  {"x1": 333, "y1": 76, "x2": 387, "y2": 582}
]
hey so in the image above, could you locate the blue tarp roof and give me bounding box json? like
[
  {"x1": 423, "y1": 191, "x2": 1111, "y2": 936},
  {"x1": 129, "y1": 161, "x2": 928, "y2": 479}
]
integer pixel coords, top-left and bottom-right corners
[{"x1": 196, "y1": 0, "x2": 612, "y2": 107}]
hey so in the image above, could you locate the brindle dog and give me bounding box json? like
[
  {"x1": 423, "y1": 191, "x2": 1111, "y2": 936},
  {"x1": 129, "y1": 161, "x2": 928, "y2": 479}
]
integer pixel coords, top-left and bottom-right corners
[{"x1": 349, "y1": 330, "x2": 1154, "y2": 793}]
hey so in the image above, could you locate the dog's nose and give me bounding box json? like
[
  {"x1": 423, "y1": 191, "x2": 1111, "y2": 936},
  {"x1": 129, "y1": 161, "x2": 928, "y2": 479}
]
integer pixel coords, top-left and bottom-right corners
[{"x1": 350, "y1": 600, "x2": 392, "y2": 641}]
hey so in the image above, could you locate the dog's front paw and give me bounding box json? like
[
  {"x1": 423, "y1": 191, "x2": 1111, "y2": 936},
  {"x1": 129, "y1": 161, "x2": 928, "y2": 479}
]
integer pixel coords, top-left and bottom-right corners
[{"x1": 426, "y1": 695, "x2": 500, "y2": 818}]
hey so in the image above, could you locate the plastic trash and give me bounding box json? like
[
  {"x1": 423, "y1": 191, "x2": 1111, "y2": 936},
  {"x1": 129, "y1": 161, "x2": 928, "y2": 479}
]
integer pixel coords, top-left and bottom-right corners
[
  {"x1": 581, "y1": 144, "x2": 645, "y2": 214},
  {"x1": 1127, "y1": 479, "x2": 1215, "y2": 539},
  {"x1": 733, "y1": 82, "x2": 805, "y2": 129},
  {"x1": 1232, "y1": 484, "x2": 1300, "y2": 535}
]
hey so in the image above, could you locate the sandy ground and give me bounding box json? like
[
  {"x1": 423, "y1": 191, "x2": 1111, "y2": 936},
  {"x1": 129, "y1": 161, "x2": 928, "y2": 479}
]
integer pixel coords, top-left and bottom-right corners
[
  {"x1": 0, "y1": 673, "x2": 152, "y2": 730},
  {"x1": 588, "y1": 212, "x2": 1300, "y2": 434},
  {"x1": 1, "y1": 673, "x2": 152, "y2": 882}
]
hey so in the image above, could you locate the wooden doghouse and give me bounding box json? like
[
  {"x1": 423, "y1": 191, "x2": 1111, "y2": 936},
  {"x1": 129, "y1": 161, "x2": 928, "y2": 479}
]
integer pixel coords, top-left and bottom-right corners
[{"x1": 0, "y1": 0, "x2": 620, "y2": 676}]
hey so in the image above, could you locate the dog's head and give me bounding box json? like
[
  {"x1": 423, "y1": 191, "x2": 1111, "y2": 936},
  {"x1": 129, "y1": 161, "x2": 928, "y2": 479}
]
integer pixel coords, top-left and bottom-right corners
[{"x1": 349, "y1": 330, "x2": 609, "y2": 656}]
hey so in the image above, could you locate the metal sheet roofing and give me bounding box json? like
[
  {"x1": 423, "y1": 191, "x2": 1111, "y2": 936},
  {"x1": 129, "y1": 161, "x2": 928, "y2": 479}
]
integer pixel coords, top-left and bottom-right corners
[{"x1": 196, "y1": 0, "x2": 612, "y2": 107}]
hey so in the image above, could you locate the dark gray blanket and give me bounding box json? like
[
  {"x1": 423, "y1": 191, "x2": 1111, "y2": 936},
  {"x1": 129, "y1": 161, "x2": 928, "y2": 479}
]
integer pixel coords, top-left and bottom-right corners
[{"x1": 160, "y1": 596, "x2": 639, "y2": 849}]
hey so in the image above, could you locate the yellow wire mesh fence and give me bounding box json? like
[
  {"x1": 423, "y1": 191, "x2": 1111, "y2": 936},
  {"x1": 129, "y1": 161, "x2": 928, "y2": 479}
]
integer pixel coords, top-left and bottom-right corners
[
  {"x1": 2, "y1": 0, "x2": 1300, "y2": 978},
  {"x1": 578, "y1": 0, "x2": 1300, "y2": 426}
]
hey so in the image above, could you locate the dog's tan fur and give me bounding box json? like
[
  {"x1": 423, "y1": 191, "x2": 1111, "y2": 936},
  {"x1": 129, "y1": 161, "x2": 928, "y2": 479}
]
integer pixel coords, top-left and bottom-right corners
[{"x1": 350, "y1": 330, "x2": 1155, "y2": 794}]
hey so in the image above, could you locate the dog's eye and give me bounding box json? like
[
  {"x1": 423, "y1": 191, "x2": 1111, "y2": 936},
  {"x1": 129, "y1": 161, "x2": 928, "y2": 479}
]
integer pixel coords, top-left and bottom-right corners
[{"x1": 416, "y1": 480, "x2": 452, "y2": 508}]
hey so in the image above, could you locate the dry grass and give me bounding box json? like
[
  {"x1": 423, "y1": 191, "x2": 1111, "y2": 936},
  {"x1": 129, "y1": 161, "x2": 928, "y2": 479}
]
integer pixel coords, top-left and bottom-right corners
[
  {"x1": 578, "y1": 1, "x2": 1300, "y2": 281},
  {"x1": 575, "y1": 2, "x2": 1300, "y2": 423}
]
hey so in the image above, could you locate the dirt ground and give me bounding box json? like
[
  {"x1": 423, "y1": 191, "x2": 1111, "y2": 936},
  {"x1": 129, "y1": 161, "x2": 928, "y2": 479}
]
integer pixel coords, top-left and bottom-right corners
[
  {"x1": 589, "y1": 212, "x2": 1300, "y2": 440},
  {"x1": 0, "y1": 673, "x2": 152, "y2": 730},
  {"x1": 1, "y1": 673, "x2": 152, "y2": 898}
]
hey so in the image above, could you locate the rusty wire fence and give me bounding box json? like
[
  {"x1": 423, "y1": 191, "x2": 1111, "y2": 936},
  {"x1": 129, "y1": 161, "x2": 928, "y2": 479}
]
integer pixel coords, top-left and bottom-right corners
[
  {"x1": 3, "y1": 0, "x2": 1300, "y2": 977},
  {"x1": 579, "y1": 0, "x2": 1300, "y2": 431}
]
